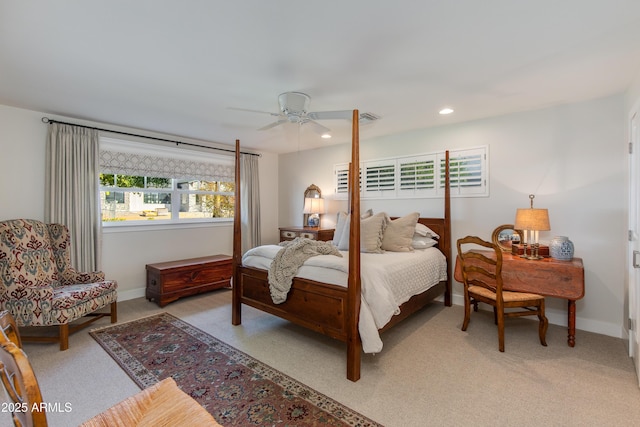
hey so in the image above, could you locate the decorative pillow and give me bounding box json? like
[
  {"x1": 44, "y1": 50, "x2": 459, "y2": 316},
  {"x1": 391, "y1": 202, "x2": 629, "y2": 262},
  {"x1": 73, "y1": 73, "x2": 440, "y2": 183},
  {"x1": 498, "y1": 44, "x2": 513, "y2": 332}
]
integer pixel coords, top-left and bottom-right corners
[
  {"x1": 381, "y1": 212, "x2": 420, "y2": 252},
  {"x1": 415, "y1": 222, "x2": 440, "y2": 239},
  {"x1": 334, "y1": 209, "x2": 374, "y2": 247},
  {"x1": 412, "y1": 235, "x2": 438, "y2": 249},
  {"x1": 332, "y1": 211, "x2": 348, "y2": 246},
  {"x1": 337, "y1": 212, "x2": 386, "y2": 253}
]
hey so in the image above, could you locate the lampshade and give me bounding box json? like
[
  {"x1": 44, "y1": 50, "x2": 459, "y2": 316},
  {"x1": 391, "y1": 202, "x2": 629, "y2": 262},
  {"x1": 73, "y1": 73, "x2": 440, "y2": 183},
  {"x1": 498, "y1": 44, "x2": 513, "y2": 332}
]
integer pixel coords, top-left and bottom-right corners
[
  {"x1": 514, "y1": 208, "x2": 550, "y2": 231},
  {"x1": 303, "y1": 197, "x2": 325, "y2": 214}
]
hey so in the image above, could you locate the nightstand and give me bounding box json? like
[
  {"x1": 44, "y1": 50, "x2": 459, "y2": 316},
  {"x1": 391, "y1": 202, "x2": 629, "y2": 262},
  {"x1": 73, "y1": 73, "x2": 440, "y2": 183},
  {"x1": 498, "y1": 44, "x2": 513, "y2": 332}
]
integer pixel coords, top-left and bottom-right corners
[{"x1": 279, "y1": 227, "x2": 335, "y2": 242}]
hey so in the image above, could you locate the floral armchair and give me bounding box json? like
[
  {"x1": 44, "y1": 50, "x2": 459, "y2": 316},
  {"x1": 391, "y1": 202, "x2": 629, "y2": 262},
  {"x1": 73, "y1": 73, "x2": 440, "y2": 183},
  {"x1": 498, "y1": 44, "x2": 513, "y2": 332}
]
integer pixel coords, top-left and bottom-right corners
[{"x1": 0, "y1": 219, "x2": 117, "y2": 350}]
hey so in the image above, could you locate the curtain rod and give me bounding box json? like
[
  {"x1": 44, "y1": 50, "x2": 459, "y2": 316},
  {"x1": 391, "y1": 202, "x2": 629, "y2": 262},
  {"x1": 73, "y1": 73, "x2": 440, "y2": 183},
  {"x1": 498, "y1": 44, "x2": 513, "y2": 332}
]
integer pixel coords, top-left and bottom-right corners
[{"x1": 41, "y1": 117, "x2": 260, "y2": 157}]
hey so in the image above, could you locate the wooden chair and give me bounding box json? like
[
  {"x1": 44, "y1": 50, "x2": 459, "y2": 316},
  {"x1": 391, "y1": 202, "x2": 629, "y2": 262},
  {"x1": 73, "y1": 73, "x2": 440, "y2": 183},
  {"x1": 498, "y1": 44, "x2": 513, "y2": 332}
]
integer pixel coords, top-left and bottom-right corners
[
  {"x1": 456, "y1": 235, "x2": 548, "y2": 352},
  {"x1": 0, "y1": 310, "x2": 23, "y2": 349},
  {"x1": 0, "y1": 311, "x2": 220, "y2": 427},
  {"x1": 79, "y1": 377, "x2": 222, "y2": 427},
  {"x1": 0, "y1": 311, "x2": 48, "y2": 427}
]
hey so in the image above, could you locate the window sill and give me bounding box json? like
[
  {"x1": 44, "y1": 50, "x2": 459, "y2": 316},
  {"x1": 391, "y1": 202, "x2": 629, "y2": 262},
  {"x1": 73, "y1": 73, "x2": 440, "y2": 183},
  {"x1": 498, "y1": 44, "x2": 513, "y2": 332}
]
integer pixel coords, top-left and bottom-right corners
[{"x1": 102, "y1": 219, "x2": 232, "y2": 234}]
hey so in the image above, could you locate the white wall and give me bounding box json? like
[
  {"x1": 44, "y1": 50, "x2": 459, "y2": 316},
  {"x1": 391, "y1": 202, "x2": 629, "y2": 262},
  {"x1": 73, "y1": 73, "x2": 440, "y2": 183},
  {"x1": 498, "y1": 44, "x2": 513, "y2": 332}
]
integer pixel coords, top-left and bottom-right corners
[
  {"x1": 279, "y1": 94, "x2": 627, "y2": 338},
  {"x1": 0, "y1": 104, "x2": 279, "y2": 300}
]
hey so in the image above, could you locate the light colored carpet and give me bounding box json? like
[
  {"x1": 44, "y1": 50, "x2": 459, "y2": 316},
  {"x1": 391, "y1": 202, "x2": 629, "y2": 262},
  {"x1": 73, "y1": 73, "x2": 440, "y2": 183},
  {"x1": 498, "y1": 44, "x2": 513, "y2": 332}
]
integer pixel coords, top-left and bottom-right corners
[{"x1": 3, "y1": 289, "x2": 639, "y2": 427}]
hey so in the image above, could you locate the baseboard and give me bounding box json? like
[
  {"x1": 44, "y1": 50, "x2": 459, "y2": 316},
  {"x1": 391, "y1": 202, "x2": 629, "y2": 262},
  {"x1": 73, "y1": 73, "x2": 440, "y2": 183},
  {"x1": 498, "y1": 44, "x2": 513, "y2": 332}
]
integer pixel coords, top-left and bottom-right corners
[{"x1": 117, "y1": 287, "x2": 146, "y2": 302}]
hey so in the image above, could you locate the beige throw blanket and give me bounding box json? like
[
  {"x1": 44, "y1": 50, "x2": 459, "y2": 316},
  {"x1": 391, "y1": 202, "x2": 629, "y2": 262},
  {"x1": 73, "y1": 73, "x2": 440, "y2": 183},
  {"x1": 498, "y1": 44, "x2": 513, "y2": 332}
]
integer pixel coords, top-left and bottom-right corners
[{"x1": 269, "y1": 237, "x2": 342, "y2": 304}]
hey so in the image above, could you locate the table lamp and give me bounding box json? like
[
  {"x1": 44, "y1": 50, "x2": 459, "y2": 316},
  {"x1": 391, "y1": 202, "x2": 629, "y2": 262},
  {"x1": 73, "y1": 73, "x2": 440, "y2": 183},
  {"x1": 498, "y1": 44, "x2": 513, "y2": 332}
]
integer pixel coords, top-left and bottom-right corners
[
  {"x1": 303, "y1": 197, "x2": 324, "y2": 228},
  {"x1": 514, "y1": 194, "x2": 550, "y2": 260}
]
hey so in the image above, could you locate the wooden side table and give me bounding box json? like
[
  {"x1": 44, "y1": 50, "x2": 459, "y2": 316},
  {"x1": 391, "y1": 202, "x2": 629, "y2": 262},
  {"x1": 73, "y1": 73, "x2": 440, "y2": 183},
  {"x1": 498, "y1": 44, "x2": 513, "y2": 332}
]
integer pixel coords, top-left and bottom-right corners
[
  {"x1": 146, "y1": 255, "x2": 232, "y2": 307},
  {"x1": 454, "y1": 251, "x2": 585, "y2": 347},
  {"x1": 278, "y1": 227, "x2": 335, "y2": 242}
]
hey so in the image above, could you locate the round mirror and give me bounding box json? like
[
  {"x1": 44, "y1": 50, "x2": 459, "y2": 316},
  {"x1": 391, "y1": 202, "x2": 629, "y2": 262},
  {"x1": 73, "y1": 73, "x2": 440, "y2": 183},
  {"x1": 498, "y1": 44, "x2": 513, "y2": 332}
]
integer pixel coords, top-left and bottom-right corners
[
  {"x1": 303, "y1": 184, "x2": 322, "y2": 227},
  {"x1": 491, "y1": 224, "x2": 523, "y2": 252}
]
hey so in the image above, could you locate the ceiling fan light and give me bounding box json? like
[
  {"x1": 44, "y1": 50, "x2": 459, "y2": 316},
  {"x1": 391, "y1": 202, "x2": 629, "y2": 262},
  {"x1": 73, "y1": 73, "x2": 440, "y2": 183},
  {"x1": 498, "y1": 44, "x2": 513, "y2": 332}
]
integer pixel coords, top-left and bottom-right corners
[{"x1": 321, "y1": 133, "x2": 331, "y2": 139}]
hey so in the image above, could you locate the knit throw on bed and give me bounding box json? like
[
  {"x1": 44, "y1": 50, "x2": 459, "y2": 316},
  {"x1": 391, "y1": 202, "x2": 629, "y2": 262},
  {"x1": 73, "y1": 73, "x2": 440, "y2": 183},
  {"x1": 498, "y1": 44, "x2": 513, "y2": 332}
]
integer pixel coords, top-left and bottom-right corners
[
  {"x1": 90, "y1": 313, "x2": 381, "y2": 427},
  {"x1": 269, "y1": 237, "x2": 342, "y2": 304}
]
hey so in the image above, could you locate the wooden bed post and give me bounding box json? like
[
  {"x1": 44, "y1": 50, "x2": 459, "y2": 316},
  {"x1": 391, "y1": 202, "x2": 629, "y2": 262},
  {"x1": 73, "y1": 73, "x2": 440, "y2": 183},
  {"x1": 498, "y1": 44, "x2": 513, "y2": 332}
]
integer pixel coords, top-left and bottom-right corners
[
  {"x1": 232, "y1": 139, "x2": 242, "y2": 325},
  {"x1": 346, "y1": 109, "x2": 362, "y2": 382},
  {"x1": 444, "y1": 150, "x2": 452, "y2": 306}
]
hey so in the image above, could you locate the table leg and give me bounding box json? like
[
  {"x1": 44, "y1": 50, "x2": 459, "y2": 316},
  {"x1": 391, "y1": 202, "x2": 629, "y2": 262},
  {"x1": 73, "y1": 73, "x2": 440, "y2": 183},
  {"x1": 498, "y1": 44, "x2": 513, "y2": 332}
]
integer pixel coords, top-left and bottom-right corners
[{"x1": 567, "y1": 299, "x2": 576, "y2": 347}]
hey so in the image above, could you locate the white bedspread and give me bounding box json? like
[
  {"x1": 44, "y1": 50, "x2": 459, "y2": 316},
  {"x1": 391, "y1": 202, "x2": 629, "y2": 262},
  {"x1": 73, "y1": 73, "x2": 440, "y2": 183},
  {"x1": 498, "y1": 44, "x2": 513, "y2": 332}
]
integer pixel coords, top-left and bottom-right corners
[{"x1": 242, "y1": 246, "x2": 447, "y2": 353}]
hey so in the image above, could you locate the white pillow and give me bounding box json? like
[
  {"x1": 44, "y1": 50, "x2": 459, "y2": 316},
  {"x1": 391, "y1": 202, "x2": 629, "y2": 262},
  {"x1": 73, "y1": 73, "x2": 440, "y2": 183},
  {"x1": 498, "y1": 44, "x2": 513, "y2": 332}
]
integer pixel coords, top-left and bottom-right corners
[
  {"x1": 338, "y1": 212, "x2": 386, "y2": 253},
  {"x1": 381, "y1": 212, "x2": 420, "y2": 252},
  {"x1": 412, "y1": 235, "x2": 438, "y2": 249},
  {"x1": 415, "y1": 223, "x2": 440, "y2": 239},
  {"x1": 332, "y1": 211, "x2": 348, "y2": 246}
]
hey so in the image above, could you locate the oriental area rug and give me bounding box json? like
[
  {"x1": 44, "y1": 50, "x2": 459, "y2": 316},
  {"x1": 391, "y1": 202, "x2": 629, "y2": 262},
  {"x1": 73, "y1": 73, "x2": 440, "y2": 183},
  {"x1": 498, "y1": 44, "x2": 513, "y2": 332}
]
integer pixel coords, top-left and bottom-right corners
[{"x1": 90, "y1": 313, "x2": 381, "y2": 427}]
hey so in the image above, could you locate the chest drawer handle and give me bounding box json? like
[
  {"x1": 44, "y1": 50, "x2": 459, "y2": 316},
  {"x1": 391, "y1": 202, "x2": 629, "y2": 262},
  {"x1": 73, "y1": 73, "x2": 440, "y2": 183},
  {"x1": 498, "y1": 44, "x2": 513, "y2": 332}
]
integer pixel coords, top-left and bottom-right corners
[{"x1": 282, "y1": 231, "x2": 297, "y2": 238}]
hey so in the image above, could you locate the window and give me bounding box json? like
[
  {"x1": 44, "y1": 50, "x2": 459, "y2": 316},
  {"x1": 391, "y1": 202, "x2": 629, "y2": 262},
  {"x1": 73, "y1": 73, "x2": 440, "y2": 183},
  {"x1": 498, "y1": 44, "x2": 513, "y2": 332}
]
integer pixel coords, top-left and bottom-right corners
[
  {"x1": 99, "y1": 138, "x2": 235, "y2": 225},
  {"x1": 334, "y1": 146, "x2": 488, "y2": 199}
]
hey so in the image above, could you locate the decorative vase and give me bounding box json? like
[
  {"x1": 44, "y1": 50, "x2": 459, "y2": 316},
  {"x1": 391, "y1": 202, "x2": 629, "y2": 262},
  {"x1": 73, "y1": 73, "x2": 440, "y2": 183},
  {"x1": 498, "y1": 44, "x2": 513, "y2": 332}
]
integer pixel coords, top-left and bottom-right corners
[{"x1": 550, "y1": 236, "x2": 574, "y2": 260}]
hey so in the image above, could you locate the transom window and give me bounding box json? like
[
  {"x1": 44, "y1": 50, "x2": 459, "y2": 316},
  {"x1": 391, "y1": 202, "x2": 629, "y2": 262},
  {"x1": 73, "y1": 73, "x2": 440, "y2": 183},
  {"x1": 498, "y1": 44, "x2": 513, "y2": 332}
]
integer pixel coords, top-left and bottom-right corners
[{"x1": 334, "y1": 146, "x2": 488, "y2": 199}]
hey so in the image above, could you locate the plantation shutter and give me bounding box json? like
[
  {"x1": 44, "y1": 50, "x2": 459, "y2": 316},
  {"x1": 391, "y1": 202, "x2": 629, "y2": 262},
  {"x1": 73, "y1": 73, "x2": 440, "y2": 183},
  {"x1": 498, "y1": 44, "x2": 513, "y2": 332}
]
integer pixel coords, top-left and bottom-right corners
[
  {"x1": 363, "y1": 160, "x2": 396, "y2": 197},
  {"x1": 397, "y1": 154, "x2": 437, "y2": 197},
  {"x1": 438, "y1": 147, "x2": 486, "y2": 196}
]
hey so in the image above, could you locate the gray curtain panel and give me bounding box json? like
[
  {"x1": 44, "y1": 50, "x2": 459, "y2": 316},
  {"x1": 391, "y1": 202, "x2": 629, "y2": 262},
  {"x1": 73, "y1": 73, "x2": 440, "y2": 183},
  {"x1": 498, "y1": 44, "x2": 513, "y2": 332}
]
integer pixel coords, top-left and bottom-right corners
[
  {"x1": 45, "y1": 123, "x2": 102, "y2": 271},
  {"x1": 241, "y1": 153, "x2": 261, "y2": 253}
]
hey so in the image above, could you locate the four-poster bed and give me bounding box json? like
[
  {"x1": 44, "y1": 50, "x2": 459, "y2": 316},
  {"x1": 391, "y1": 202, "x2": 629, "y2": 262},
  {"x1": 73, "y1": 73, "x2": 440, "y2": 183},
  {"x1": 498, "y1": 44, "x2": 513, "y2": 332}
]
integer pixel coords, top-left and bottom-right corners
[{"x1": 232, "y1": 110, "x2": 452, "y2": 381}]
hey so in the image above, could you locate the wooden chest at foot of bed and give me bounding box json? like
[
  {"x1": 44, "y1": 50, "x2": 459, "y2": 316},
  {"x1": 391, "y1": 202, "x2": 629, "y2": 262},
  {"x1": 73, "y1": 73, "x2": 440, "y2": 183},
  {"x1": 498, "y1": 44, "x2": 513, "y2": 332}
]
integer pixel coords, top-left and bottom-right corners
[{"x1": 146, "y1": 255, "x2": 232, "y2": 307}]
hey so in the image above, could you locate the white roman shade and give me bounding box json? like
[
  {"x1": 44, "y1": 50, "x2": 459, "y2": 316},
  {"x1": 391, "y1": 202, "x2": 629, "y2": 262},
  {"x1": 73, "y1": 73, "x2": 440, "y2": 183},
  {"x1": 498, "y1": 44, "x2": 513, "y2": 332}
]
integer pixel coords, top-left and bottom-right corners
[{"x1": 99, "y1": 137, "x2": 234, "y2": 181}]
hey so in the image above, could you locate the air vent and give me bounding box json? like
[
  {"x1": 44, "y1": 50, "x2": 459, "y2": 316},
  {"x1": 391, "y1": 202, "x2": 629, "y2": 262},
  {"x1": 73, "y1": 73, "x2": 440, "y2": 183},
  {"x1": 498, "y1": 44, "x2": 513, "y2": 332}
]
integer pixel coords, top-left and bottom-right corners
[{"x1": 359, "y1": 112, "x2": 380, "y2": 123}]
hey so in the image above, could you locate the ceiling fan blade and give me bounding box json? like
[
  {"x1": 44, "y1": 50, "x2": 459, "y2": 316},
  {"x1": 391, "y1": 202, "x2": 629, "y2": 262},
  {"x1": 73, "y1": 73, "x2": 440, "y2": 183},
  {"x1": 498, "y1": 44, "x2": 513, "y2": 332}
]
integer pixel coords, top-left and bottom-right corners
[
  {"x1": 305, "y1": 119, "x2": 331, "y2": 135},
  {"x1": 307, "y1": 110, "x2": 352, "y2": 121},
  {"x1": 258, "y1": 119, "x2": 288, "y2": 131},
  {"x1": 228, "y1": 107, "x2": 281, "y2": 117}
]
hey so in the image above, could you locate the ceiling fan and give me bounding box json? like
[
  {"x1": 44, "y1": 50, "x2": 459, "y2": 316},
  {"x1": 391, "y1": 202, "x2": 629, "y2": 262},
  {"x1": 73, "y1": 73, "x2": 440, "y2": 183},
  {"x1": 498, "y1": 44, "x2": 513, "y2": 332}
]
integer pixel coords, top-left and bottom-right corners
[{"x1": 229, "y1": 92, "x2": 379, "y2": 137}]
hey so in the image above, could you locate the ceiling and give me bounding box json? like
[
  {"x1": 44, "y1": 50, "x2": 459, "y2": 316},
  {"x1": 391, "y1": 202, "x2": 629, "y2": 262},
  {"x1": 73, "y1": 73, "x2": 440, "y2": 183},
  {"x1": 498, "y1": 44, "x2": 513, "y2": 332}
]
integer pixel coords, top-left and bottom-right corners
[{"x1": 1, "y1": 1, "x2": 640, "y2": 154}]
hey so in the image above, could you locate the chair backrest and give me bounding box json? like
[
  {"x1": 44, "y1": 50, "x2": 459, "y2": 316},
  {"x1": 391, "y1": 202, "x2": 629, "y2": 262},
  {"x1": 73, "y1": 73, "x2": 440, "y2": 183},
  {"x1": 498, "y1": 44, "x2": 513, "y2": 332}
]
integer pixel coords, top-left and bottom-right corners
[
  {"x1": 0, "y1": 312, "x2": 48, "y2": 427},
  {"x1": 0, "y1": 219, "x2": 60, "y2": 291},
  {"x1": 456, "y1": 235, "x2": 504, "y2": 297},
  {"x1": 46, "y1": 223, "x2": 75, "y2": 278}
]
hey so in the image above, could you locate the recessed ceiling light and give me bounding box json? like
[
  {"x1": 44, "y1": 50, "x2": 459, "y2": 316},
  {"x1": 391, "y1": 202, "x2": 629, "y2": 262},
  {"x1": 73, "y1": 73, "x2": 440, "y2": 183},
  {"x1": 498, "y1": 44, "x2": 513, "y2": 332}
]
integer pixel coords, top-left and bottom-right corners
[
  {"x1": 439, "y1": 108, "x2": 454, "y2": 115},
  {"x1": 321, "y1": 133, "x2": 331, "y2": 139}
]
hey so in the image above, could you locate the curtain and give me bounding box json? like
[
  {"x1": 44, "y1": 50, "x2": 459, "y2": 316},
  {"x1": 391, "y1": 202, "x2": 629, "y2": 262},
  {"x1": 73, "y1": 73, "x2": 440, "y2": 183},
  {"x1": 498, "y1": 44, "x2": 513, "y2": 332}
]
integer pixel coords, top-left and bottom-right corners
[
  {"x1": 45, "y1": 123, "x2": 101, "y2": 271},
  {"x1": 240, "y1": 153, "x2": 261, "y2": 253}
]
